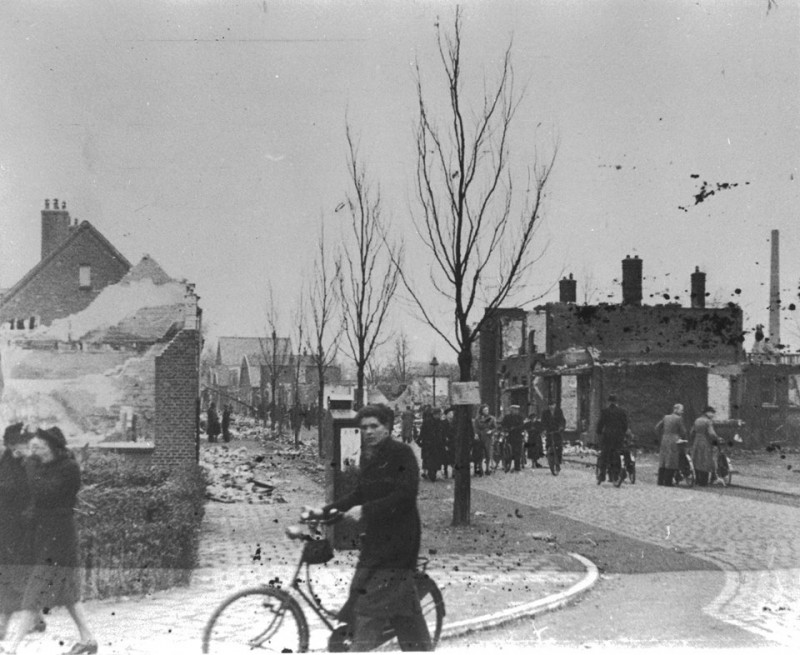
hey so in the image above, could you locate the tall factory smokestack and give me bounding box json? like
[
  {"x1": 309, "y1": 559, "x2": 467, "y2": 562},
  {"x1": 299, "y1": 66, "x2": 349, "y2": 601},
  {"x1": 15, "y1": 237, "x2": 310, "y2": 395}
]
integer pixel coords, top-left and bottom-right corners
[{"x1": 769, "y1": 229, "x2": 780, "y2": 346}]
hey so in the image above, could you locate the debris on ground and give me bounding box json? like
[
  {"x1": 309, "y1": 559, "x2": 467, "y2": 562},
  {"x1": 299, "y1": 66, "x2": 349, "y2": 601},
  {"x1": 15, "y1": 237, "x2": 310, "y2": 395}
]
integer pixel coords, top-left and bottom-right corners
[{"x1": 199, "y1": 422, "x2": 325, "y2": 503}]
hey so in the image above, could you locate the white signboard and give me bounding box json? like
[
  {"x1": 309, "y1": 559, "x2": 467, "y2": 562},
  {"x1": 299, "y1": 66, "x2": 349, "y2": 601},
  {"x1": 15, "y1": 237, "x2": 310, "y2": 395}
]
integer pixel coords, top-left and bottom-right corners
[
  {"x1": 340, "y1": 427, "x2": 361, "y2": 469},
  {"x1": 450, "y1": 381, "x2": 481, "y2": 405}
]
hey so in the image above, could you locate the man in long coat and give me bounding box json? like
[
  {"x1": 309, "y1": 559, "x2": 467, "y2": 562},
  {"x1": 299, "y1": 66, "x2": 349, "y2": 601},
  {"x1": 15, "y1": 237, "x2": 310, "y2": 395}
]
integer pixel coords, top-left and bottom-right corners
[
  {"x1": 690, "y1": 406, "x2": 719, "y2": 486},
  {"x1": 501, "y1": 405, "x2": 525, "y2": 472},
  {"x1": 655, "y1": 403, "x2": 687, "y2": 486},
  {"x1": 596, "y1": 394, "x2": 629, "y2": 484},
  {"x1": 323, "y1": 404, "x2": 432, "y2": 651}
]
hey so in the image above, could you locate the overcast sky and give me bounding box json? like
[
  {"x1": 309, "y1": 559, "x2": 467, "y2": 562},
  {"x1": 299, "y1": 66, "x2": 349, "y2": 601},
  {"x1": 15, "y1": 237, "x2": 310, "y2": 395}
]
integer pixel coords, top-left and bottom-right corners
[{"x1": 1, "y1": 0, "x2": 798, "y2": 362}]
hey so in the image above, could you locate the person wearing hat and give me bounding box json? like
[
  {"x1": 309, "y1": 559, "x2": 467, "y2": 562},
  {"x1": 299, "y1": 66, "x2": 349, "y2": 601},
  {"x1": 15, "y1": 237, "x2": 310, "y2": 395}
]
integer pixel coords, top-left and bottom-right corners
[
  {"x1": 0, "y1": 424, "x2": 32, "y2": 640},
  {"x1": 4, "y1": 427, "x2": 97, "y2": 655},
  {"x1": 690, "y1": 406, "x2": 719, "y2": 487},
  {"x1": 595, "y1": 394, "x2": 629, "y2": 484}
]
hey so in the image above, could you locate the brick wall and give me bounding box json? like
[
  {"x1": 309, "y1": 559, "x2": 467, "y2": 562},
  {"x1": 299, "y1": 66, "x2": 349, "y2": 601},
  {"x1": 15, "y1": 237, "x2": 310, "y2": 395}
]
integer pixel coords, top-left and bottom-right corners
[
  {"x1": 154, "y1": 329, "x2": 200, "y2": 468},
  {"x1": 548, "y1": 303, "x2": 744, "y2": 364},
  {"x1": 0, "y1": 228, "x2": 129, "y2": 327},
  {"x1": 599, "y1": 363, "x2": 708, "y2": 447}
]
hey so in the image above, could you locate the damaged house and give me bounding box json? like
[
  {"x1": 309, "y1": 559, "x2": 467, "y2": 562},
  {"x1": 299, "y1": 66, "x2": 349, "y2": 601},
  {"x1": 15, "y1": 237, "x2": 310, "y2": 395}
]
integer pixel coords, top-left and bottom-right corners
[
  {"x1": 0, "y1": 200, "x2": 202, "y2": 466},
  {"x1": 479, "y1": 256, "x2": 757, "y2": 446}
]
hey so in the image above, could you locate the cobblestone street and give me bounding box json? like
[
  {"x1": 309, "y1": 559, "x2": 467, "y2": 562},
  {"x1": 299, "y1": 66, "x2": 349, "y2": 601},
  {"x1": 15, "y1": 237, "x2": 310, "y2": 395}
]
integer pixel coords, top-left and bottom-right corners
[{"x1": 473, "y1": 458, "x2": 800, "y2": 646}]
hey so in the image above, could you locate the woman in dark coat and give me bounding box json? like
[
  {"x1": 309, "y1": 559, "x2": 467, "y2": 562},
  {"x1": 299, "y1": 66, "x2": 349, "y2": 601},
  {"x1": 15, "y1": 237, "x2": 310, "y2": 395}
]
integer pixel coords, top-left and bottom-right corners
[
  {"x1": 418, "y1": 408, "x2": 446, "y2": 482},
  {"x1": 5, "y1": 427, "x2": 97, "y2": 655},
  {"x1": 0, "y1": 423, "x2": 31, "y2": 639},
  {"x1": 207, "y1": 402, "x2": 221, "y2": 443}
]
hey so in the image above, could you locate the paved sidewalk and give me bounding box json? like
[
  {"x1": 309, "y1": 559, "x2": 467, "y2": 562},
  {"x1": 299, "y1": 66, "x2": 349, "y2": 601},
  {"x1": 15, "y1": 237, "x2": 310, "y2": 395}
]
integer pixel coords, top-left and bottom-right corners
[{"x1": 6, "y1": 472, "x2": 595, "y2": 654}]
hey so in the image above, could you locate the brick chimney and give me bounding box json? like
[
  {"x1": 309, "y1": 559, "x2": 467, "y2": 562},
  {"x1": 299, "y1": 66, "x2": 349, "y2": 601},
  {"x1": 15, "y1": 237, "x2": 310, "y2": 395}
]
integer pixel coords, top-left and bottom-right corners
[
  {"x1": 690, "y1": 266, "x2": 706, "y2": 308},
  {"x1": 621, "y1": 255, "x2": 642, "y2": 306},
  {"x1": 41, "y1": 198, "x2": 72, "y2": 260},
  {"x1": 559, "y1": 273, "x2": 577, "y2": 303}
]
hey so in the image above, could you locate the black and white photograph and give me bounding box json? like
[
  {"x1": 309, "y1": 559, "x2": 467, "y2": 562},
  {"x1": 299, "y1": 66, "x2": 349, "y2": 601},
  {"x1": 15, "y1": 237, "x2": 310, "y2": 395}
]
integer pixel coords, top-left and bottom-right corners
[{"x1": 1, "y1": 0, "x2": 798, "y2": 653}]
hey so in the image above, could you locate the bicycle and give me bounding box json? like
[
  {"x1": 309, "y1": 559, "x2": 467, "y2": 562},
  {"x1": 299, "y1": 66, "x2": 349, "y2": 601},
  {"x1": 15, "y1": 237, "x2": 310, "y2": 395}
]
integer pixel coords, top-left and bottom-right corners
[
  {"x1": 493, "y1": 432, "x2": 513, "y2": 473},
  {"x1": 202, "y1": 509, "x2": 445, "y2": 653},
  {"x1": 674, "y1": 440, "x2": 695, "y2": 487},
  {"x1": 545, "y1": 432, "x2": 563, "y2": 476},
  {"x1": 711, "y1": 442, "x2": 732, "y2": 486}
]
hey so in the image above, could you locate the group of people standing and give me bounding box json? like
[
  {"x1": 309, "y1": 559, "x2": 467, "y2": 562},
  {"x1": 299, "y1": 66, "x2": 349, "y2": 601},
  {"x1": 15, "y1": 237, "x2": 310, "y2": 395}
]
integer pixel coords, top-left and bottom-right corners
[
  {"x1": 412, "y1": 400, "x2": 567, "y2": 479},
  {"x1": 0, "y1": 423, "x2": 96, "y2": 655},
  {"x1": 655, "y1": 404, "x2": 721, "y2": 487},
  {"x1": 206, "y1": 402, "x2": 232, "y2": 443}
]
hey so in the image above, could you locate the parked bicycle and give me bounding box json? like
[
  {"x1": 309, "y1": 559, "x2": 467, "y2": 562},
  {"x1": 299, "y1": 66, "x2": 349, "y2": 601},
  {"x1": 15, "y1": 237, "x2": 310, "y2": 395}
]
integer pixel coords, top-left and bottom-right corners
[
  {"x1": 202, "y1": 508, "x2": 445, "y2": 653},
  {"x1": 674, "y1": 440, "x2": 695, "y2": 487},
  {"x1": 711, "y1": 441, "x2": 732, "y2": 486}
]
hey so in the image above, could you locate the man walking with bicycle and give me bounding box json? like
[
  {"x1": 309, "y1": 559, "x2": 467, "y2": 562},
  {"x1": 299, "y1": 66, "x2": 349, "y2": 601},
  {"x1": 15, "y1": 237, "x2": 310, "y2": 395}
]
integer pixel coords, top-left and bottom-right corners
[
  {"x1": 320, "y1": 404, "x2": 432, "y2": 651},
  {"x1": 596, "y1": 394, "x2": 629, "y2": 485},
  {"x1": 541, "y1": 400, "x2": 566, "y2": 472}
]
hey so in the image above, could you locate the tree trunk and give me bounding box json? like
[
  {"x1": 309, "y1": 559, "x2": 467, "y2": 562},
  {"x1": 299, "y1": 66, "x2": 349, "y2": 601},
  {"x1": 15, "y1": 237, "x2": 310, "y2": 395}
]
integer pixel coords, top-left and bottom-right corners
[
  {"x1": 452, "y1": 346, "x2": 473, "y2": 526},
  {"x1": 317, "y1": 377, "x2": 325, "y2": 458},
  {"x1": 356, "y1": 359, "x2": 365, "y2": 410}
]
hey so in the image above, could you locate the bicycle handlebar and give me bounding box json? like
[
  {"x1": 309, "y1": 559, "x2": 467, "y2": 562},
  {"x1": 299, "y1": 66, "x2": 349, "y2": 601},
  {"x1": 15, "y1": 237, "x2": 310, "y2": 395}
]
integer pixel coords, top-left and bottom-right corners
[{"x1": 299, "y1": 507, "x2": 343, "y2": 525}]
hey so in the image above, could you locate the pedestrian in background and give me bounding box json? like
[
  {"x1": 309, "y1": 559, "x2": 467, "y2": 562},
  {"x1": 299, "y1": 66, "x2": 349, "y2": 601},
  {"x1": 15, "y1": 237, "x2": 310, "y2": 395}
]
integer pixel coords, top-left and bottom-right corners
[
  {"x1": 418, "y1": 407, "x2": 446, "y2": 482},
  {"x1": 655, "y1": 404, "x2": 687, "y2": 486},
  {"x1": 221, "y1": 404, "x2": 232, "y2": 443},
  {"x1": 4, "y1": 427, "x2": 97, "y2": 655},
  {"x1": 541, "y1": 400, "x2": 566, "y2": 468},
  {"x1": 206, "y1": 402, "x2": 221, "y2": 443},
  {"x1": 523, "y1": 411, "x2": 544, "y2": 468},
  {"x1": 473, "y1": 404, "x2": 496, "y2": 476},
  {"x1": 442, "y1": 408, "x2": 456, "y2": 479},
  {"x1": 596, "y1": 394, "x2": 629, "y2": 484},
  {"x1": 400, "y1": 406, "x2": 416, "y2": 444},
  {"x1": 501, "y1": 405, "x2": 525, "y2": 472},
  {"x1": 690, "y1": 406, "x2": 719, "y2": 487}
]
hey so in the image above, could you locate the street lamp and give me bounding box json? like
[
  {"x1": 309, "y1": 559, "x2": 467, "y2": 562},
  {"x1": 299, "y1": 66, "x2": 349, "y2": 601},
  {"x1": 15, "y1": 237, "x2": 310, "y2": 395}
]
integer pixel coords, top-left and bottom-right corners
[{"x1": 430, "y1": 356, "x2": 439, "y2": 407}]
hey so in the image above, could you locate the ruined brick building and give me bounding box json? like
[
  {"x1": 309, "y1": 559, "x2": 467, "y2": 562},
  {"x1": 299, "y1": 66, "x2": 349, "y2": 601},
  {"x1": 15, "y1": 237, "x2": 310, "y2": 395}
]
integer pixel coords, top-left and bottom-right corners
[
  {"x1": 479, "y1": 256, "x2": 751, "y2": 446},
  {"x1": 0, "y1": 199, "x2": 202, "y2": 467},
  {"x1": 0, "y1": 199, "x2": 131, "y2": 329}
]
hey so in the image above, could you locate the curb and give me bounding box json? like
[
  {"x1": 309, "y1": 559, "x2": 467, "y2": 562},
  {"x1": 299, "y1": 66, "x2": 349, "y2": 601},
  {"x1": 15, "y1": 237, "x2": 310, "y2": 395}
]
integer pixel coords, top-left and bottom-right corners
[{"x1": 439, "y1": 552, "x2": 599, "y2": 639}]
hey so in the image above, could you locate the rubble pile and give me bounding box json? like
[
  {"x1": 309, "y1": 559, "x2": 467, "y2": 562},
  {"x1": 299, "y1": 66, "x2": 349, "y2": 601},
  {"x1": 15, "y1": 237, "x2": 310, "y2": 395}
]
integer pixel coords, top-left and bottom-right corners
[
  {"x1": 200, "y1": 445, "x2": 287, "y2": 504},
  {"x1": 200, "y1": 435, "x2": 326, "y2": 503}
]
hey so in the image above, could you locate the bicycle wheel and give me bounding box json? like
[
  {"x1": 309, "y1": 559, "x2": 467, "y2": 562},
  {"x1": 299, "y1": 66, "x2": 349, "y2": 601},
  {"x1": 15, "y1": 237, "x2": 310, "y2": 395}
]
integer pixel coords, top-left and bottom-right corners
[
  {"x1": 202, "y1": 586, "x2": 309, "y2": 654},
  {"x1": 547, "y1": 449, "x2": 558, "y2": 476},
  {"x1": 679, "y1": 462, "x2": 695, "y2": 488},
  {"x1": 613, "y1": 459, "x2": 625, "y2": 487},
  {"x1": 416, "y1": 574, "x2": 445, "y2": 648},
  {"x1": 717, "y1": 454, "x2": 732, "y2": 486}
]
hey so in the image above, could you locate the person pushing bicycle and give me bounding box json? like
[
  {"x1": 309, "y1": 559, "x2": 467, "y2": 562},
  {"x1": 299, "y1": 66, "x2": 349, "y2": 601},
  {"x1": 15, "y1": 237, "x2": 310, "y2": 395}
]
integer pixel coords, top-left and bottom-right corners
[
  {"x1": 540, "y1": 400, "x2": 566, "y2": 468},
  {"x1": 311, "y1": 404, "x2": 432, "y2": 651}
]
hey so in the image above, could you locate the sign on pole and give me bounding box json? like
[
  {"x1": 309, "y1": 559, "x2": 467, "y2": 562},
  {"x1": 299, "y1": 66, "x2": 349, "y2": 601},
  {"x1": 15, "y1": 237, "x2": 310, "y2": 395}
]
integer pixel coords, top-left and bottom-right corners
[{"x1": 450, "y1": 381, "x2": 480, "y2": 405}]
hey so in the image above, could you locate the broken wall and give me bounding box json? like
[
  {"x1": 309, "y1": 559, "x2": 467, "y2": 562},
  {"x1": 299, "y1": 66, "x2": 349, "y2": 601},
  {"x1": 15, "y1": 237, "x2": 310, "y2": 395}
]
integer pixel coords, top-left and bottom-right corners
[{"x1": 0, "y1": 340, "x2": 164, "y2": 446}]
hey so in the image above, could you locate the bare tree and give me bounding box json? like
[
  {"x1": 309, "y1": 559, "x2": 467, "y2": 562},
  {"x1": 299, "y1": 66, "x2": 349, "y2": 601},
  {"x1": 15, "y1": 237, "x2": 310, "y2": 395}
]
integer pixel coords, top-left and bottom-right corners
[
  {"x1": 390, "y1": 331, "x2": 411, "y2": 385},
  {"x1": 259, "y1": 284, "x2": 290, "y2": 434},
  {"x1": 339, "y1": 123, "x2": 401, "y2": 410},
  {"x1": 290, "y1": 294, "x2": 306, "y2": 447},
  {"x1": 396, "y1": 8, "x2": 557, "y2": 525},
  {"x1": 306, "y1": 219, "x2": 343, "y2": 455}
]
